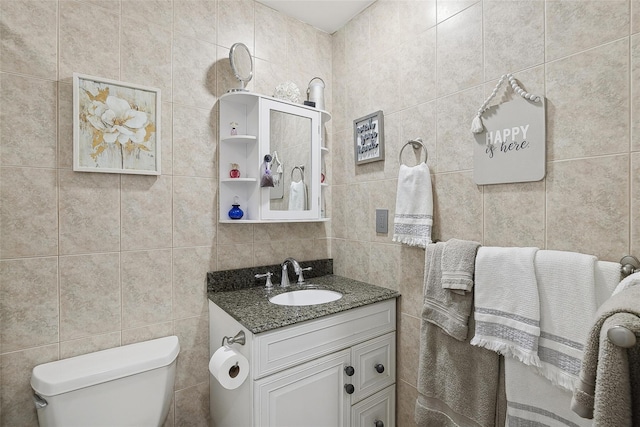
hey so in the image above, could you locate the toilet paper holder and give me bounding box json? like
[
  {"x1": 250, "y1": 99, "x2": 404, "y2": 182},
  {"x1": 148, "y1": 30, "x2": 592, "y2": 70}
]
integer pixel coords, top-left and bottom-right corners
[{"x1": 221, "y1": 331, "x2": 246, "y2": 347}]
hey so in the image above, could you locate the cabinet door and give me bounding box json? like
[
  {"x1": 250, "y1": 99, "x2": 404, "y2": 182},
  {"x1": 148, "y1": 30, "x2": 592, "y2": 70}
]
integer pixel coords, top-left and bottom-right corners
[
  {"x1": 254, "y1": 349, "x2": 351, "y2": 427},
  {"x1": 351, "y1": 332, "x2": 396, "y2": 403},
  {"x1": 351, "y1": 385, "x2": 395, "y2": 427}
]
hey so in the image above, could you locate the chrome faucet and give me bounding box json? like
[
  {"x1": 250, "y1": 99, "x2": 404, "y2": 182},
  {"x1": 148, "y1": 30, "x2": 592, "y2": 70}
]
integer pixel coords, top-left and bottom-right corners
[{"x1": 280, "y1": 258, "x2": 301, "y2": 288}]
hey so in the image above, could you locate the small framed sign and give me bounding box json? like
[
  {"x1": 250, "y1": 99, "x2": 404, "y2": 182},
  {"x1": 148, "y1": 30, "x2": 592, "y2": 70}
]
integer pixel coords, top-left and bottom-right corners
[{"x1": 354, "y1": 110, "x2": 384, "y2": 165}]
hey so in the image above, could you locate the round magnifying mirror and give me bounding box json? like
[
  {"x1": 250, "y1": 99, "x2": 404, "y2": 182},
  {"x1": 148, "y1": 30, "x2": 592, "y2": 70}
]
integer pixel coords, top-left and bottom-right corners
[{"x1": 228, "y1": 43, "x2": 253, "y2": 92}]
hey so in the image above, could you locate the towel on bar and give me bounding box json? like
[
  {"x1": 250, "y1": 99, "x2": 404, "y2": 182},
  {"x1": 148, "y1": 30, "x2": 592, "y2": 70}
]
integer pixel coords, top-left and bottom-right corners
[
  {"x1": 471, "y1": 246, "x2": 542, "y2": 366},
  {"x1": 534, "y1": 250, "x2": 598, "y2": 391},
  {"x1": 392, "y1": 163, "x2": 432, "y2": 248},
  {"x1": 613, "y1": 271, "x2": 640, "y2": 296},
  {"x1": 441, "y1": 238, "x2": 481, "y2": 295},
  {"x1": 422, "y1": 242, "x2": 473, "y2": 341},
  {"x1": 571, "y1": 285, "x2": 640, "y2": 426},
  {"x1": 288, "y1": 180, "x2": 307, "y2": 211},
  {"x1": 595, "y1": 260, "x2": 623, "y2": 307},
  {"x1": 505, "y1": 357, "x2": 593, "y2": 427}
]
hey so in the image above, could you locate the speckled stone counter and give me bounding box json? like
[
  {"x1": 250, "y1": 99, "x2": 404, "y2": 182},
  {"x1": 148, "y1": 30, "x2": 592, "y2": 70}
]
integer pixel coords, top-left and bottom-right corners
[{"x1": 207, "y1": 270, "x2": 399, "y2": 334}]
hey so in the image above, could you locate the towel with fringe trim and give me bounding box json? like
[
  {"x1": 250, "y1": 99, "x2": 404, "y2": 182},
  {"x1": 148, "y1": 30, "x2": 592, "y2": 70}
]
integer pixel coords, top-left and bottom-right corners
[
  {"x1": 471, "y1": 246, "x2": 542, "y2": 367},
  {"x1": 392, "y1": 163, "x2": 432, "y2": 248},
  {"x1": 441, "y1": 238, "x2": 480, "y2": 295}
]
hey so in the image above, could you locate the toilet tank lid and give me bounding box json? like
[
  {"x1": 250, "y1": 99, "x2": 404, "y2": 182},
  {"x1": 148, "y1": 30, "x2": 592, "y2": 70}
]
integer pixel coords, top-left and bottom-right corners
[{"x1": 31, "y1": 336, "x2": 180, "y2": 397}]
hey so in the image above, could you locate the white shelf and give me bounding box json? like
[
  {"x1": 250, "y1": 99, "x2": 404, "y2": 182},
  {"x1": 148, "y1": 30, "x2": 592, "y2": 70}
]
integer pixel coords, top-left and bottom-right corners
[
  {"x1": 321, "y1": 147, "x2": 329, "y2": 153},
  {"x1": 220, "y1": 218, "x2": 331, "y2": 224},
  {"x1": 222, "y1": 135, "x2": 257, "y2": 143},
  {"x1": 221, "y1": 178, "x2": 257, "y2": 183}
]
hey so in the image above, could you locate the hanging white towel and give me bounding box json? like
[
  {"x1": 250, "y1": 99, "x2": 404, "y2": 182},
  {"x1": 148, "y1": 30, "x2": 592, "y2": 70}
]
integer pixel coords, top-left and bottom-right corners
[
  {"x1": 612, "y1": 271, "x2": 640, "y2": 296},
  {"x1": 392, "y1": 163, "x2": 433, "y2": 248},
  {"x1": 288, "y1": 180, "x2": 307, "y2": 211},
  {"x1": 471, "y1": 246, "x2": 542, "y2": 367}
]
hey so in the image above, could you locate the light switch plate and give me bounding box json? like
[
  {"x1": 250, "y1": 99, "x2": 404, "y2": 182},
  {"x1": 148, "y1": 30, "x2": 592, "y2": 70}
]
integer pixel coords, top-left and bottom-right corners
[{"x1": 375, "y1": 209, "x2": 388, "y2": 234}]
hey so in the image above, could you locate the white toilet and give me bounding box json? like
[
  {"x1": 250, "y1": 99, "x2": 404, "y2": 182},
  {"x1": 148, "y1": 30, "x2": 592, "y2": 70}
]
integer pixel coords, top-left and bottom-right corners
[{"x1": 31, "y1": 335, "x2": 180, "y2": 427}]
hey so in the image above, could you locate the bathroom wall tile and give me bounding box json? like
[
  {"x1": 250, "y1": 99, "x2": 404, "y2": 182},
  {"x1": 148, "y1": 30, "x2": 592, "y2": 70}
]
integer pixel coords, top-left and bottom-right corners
[
  {"x1": 122, "y1": 249, "x2": 173, "y2": 329},
  {"x1": 632, "y1": 153, "x2": 640, "y2": 257},
  {"x1": 401, "y1": 101, "x2": 437, "y2": 171},
  {"x1": 400, "y1": 28, "x2": 437, "y2": 109},
  {"x1": 59, "y1": 169, "x2": 120, "y2": 255},
  {"x1": 253, "y1": 239, "x2": 310, "y2": 266},
  {"x1": 121, "y1": 0, "x2": 172, "y2": 28},
  {"x1": 121, "y1": 18, "x2": 172, "y2": 101},
  {"x1": 398, "y1": 313, "x2": 420, "y2": 387},
  {"x1": 0, "y1": 73, "x2": 57, "y2": 168},
  {"x1": 546, "y1": 39, "x2": 629, "y2": 161},
  {"x1": 162, "y1": 102, "x2": 174, "y2": 174},
  {"x1": 369, "y1": 243, "x2": 401, "y2": 290},
  {"x1": 344, "y1": 6, "x2": 370, "y2": 71},
  {"x1": 307, "y1": 238, "x2": 331, "y2": 261},
  {"x1": 436, "y1": 86, "x2": 483, "y2": 173},
  {"x1": 0, "y1": 0, "x2": 57, "y2": 79},
  {"x1": 346, "y1": 183, "x2": 370, "y2": 241},
  {"x1": 172, "y1": 105, "x2": 216, "y2": 178},
  {"x1": 58, "y1": 82, "x2": 74, "y2": 168},
  {"x1": 173, "y1": 35, "x2": 217, "y2": 110},
  {"x1": 174, "y1": 381, "x2": 210, "y2": 427},
  {"x1": 370, "y1": 179, "x2": 398, "y2": 244},
  {"x1": 286, "y1": 17, "x2": 325, "y2": 79},
  {"x1": 484, "y1": 180, "x2": 545, "y2": 248},
  {"x1": 173, "y1": 176, "x2": 216, "y2": 247},
  {"x1": 0, "y1": 344, "x2": 58, "y2": 427},
  {"x1": 332, "y1": 184, "x2": 348, "y2": 239},
  {"x1": 331, "y1": 238, "x2": 347, "y2": 277},
  {"x1": 346, "y1": 64, "x2": 372, "y2": 128},
  {"x1": 218, "y1": 0, "x2": 254, "y2": 50},
  {"x1": 174, "y1": 315, "x2": 209, "y2": 390},
  {"x1": 59, "y1": 253, "x2": 121, "y2": 341},
  {"x1": 397, "y1": 379, "x2": 419, "y2": 427},
  {"x1": 0, "y1": 257, "x2": 58, "y2": 353},
  {"x1": 59, "y1": 1, "x2": 120, "y2": 80},
  {"x1": 122, "y1": 175, "x2": 173, "y2": 251},
  {"x1": 174, "y1": 0, "x2": 217, "y2": 44},
  {"x1": 369, "y1": 0, "x2": 400, "y2": 58},
  {"x1": 546, "y1": 155, "x2": 629, "y2": 261},
  {"x1": 546, "y1": 0, "x2": 629, "y2": 62},
  {"x1": 398, "y1": 245, "x2": 426, "y2": 319},
  {"x1": 370, "y1": 46, "x2": 403, "y2": 115},
  {"x1": 218, "y1": 244, "x2": 254, "y2": 270},
  {"x1": 0, "y1": 167, "x2": 58, "y2": 258},
  {"x1": 252, "y1": 58, "x2": 287, "y2": 102},
  {"x1": 632, "y1": 34, "x2": 640, "y2": 152},
  {"x1": 332, "y1": 130, "x2": 353, "y2": 185},
  {"x1": 122, "y1": 321, "x2": 174, "y2": 346},
  {"x1": 432, "y1": 171, "x2": 483, "y2": 243},
  {"x1": 252, "y1": 223, "x2": 289, "y2": 243},
  {"x1": 173, "y1": 246, "x2": 214, "y2": 319},
  {"x1": 634, "y1": 0, "x2": 640, "y2": 34},
  {"x1": 59, "y1": 331, "x2": 121, "y2": 359},
  {"x1": 398, "y1": 0, "x2": 437, "y2": 37},
  {"x1": 483, "y1": 0, "x2": 544, "y2": 81},
  {"x1": 437, "y1": 0, "x2": 478, "y2": 23},
  {"x1": 255, "y1": 2, "x2": 287, "y2": 63},
  {"x1": 163, "y1": 395, "x2": 176, "y2": 427},
  {"x1": 218, "y1": 223, "x2": 254, "y2": 245},
  {"x1": 436, "y1": 3, "x2": 483, "y2": 97},
  {"x1": 344, "y1": 239, "x2": 371, "y2": 283}
]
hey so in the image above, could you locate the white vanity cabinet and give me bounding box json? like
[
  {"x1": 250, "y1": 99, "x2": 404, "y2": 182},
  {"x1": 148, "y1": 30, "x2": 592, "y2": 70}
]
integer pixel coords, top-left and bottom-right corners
[
  {"x1": 219, "y1": 92, "x2": 330, "y2": 223},
  {"x1": 209, "y1": 299, "x2": 397, "y2": 427}
]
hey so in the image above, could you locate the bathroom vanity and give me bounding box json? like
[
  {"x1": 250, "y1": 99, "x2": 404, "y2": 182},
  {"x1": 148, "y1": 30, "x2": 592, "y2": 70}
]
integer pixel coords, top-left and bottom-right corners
[{"x1": 208, "y1": 265, "x2": 399, "y2": 427}]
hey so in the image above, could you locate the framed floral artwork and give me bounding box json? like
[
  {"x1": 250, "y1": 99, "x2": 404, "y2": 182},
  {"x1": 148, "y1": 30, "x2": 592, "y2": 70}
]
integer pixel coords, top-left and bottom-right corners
[{"x1": 73, "y1": 73, "x2": 161, "y2": 175}]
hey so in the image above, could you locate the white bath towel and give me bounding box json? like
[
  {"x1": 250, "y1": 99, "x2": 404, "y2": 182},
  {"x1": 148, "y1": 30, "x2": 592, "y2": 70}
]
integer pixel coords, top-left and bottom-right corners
[
  {"x1": 534, "y1": 250, "x2": 598, "y2": 391},
  {"x1": 288, "y1": 180, "x2": 307, "y2": 211},
  {"x1": 392, "y1": 163, "x2": 433, "y2": 248},
  {"x1": 594, "y1": 261, "x2": 622, "y2": 307},
  {"x1": 613, "y1": 271, "x2": 640, "y2": 296},
  {"x1": 471, "y1": 246, "x2": 542, "y2": 366}
]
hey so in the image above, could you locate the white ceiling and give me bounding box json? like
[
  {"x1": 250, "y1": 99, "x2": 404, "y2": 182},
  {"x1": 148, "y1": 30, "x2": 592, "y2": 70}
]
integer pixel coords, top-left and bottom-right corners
[{"x1": 256, "y1": 0, "x2": 376, "y2": 34}]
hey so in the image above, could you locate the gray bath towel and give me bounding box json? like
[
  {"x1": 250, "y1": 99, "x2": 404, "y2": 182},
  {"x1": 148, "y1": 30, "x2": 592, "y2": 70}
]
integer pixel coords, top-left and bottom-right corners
[
  {"x1": 572, "y1": 285, "x2": 640, "y2": 426},
  {"x1": 441, "y1": 239, "x2": 481, "y2": 295}
]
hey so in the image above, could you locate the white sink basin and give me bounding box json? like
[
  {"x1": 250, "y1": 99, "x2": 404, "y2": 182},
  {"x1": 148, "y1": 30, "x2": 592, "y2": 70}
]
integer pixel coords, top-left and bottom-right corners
[{"x1": 269, "y1": 289, "x2": 343, "y2": 306}]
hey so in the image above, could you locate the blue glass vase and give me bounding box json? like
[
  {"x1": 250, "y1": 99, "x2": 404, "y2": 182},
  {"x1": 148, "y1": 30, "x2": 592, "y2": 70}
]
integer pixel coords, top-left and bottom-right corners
[{"x1": 228, "y1": 204, "x2": 244, "y2": 220}]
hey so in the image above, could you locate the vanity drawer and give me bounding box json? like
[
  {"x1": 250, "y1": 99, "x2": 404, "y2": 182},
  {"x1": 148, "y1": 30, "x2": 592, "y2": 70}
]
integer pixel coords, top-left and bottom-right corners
[
  {"x1": 252, "y1": 300, "x2": 396, "y2": 379},
  {"x1": 351, "y1": 332, "x2": 396, "y2": 404},
  {"x1": 351, "y1": 384, "x2": 396, "y2": 427}
]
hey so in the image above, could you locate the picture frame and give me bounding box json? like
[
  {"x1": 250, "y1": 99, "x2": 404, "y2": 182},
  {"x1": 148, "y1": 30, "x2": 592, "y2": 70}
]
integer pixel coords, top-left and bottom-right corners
[
  {"x1": 73, "y1": 73, "x2": 161, "y2": 175},
  {"x1": 353, "y1": 110, "x2": 384, "y2": 165}
]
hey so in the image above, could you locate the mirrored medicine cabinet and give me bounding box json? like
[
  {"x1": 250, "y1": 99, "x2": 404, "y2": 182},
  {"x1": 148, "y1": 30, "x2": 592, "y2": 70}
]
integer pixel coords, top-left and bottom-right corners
[{"x1": 218, "y1": 92, "x2": 330, "y2": 223}]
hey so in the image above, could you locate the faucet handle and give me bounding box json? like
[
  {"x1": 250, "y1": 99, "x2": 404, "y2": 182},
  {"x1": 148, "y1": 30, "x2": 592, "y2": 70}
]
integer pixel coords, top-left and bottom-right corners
[
  {"x1": 255, "y1": 272, "x2": 274, "y2": 289},
  {"x1": 297, "y1": 267, "x2": 312, "y2": 285}
]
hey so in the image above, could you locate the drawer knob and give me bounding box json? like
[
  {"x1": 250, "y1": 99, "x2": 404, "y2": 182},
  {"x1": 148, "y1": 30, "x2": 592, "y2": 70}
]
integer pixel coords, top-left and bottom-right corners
[
  {"x1": 374, "y1": 420, "x2": 384, "y2": 427},
  {"x1": 344, "y1": 384, "x2": 355, "y2": 394},
  {"x1": 374, "y1": 363, "x2": 385, "y2": 374},
  {"x1": 344, "y1": 366, "x2": 355, "y2": 376}
]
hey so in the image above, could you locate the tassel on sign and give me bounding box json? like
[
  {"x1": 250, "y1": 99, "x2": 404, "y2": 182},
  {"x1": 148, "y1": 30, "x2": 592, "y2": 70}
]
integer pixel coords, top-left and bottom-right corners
[{"x1": 471, "y1": 114, "x2": 484, "y2": 134}]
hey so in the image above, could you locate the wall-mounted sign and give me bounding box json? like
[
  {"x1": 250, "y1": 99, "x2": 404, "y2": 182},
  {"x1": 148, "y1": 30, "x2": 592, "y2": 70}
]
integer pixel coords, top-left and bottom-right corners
[
  {"x1": 473, "y1": 97, "x2": 545, "y2": 185},
  {"x1": 354, "y1": 110, "x2": 384, "y2": 165}
]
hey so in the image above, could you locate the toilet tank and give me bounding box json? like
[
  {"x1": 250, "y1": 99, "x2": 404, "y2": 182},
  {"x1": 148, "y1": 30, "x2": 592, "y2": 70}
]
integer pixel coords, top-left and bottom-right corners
[{"x1": 31, "y1": 336, "x2": 180, "y2": 427}]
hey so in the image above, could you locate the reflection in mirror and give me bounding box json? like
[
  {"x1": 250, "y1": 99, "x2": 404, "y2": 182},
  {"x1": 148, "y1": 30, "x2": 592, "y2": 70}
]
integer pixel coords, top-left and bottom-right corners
[
  {"x1": 269, "y1": 111, "x2": 312, "y2": 211},
  {"x1": 228, "y1": 43, "x2": 253, "y2": 92}
]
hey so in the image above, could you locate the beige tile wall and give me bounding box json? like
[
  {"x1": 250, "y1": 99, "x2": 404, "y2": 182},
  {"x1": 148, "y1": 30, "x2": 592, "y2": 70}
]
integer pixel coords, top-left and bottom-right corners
[
  {"x1": 0, "y1": 0, "x2": 331, "y2": 425},
  {"x1": 331, "y1": 0, "x2": 638, "y2": 425}
]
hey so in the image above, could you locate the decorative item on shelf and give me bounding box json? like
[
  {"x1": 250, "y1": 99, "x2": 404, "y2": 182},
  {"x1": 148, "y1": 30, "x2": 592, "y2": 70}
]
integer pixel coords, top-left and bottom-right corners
[
  {"x1": 230, "y1": 122, "x2": 238, "y2": 135},
  {"x1": 228, "y1": 196, "x2": 244, "y2": 220},
  {"x1": 321, "y1": 173, "x2": 325, "y2": 183},
  {"x1": 306, "y1": 77, "x2": 325, "y2": 110},
  {"x1": 228, "y1": 43, "x2": 253, "y2": 93},
  {"x1": 229, "y1": 163, "x2": 241, "y2": 178},
  {"x1": 273, "y1": 82, "x2": 301, "y2": 103}
]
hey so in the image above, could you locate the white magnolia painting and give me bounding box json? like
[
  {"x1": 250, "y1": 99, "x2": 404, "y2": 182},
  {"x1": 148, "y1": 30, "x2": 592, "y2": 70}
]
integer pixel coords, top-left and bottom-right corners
[{"x1": 73, "y1": 73, "x2": 161, "y2": 175}]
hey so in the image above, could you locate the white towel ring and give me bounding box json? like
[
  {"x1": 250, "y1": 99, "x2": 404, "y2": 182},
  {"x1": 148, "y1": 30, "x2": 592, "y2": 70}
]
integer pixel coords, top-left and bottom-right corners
[{"x1": 399, "y1": 138, "x2": 428, "y2": 166}]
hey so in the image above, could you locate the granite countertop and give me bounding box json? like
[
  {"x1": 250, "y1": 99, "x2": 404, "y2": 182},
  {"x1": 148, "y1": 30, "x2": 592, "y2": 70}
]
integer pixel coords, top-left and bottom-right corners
[{"x1": 207, "y1": 275, "x2": 400, "y2": 334}]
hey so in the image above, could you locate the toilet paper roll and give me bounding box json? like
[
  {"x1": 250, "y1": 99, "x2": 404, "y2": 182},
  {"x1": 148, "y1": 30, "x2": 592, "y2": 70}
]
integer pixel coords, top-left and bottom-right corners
[{"x1": 209, "y1": 346, "x2": 249, "y2": 390}]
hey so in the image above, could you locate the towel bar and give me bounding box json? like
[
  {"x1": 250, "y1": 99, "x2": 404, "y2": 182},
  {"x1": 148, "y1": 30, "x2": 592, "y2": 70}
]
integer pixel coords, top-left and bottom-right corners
[
  {"x1": 399, "y1": 138, "x2": 428, "y2": 165},
  {"x1": 620, "y1": 255, "x2": 639, "y2": 277},
  {"x1": 607, "y1": 325, "x2": 637, "y2": 348}
]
